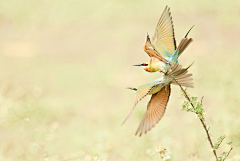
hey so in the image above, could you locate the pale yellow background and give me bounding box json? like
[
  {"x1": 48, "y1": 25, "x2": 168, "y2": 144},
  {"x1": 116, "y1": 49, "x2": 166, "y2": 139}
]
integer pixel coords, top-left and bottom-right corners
[{"x1": 0, "y1": 0, "x2": 239, "y2": 160}]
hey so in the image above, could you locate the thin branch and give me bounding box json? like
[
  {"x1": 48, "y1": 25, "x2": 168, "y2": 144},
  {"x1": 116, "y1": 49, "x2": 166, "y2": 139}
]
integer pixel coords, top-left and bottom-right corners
[
  {"x1": 216, "y1": 136, "x2": 226, "y2": 149},
  {"x1": 201, "y1": 96, "x2": 204, "y2": 106},
  {"x1": 171, "y1": 76, "x2": 218, "y2": 161},
  {"x1": 226, "y1": 147, "x2": 233, "y2": 158}
]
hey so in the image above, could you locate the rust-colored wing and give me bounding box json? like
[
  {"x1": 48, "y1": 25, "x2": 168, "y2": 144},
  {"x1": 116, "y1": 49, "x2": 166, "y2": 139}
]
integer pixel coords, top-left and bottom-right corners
[
  {"x1": 121, "y1": 84, "x2": 155, "y2": 125},
  {"x1": 152, "y1": 6, "x2": 176, "y2": 58},
  {"x1": 143, "y1": 34, "x2": 168, "y2": 63},
  {"x1": 135, "y1": 85, "x2": 171, "y2": 136}
]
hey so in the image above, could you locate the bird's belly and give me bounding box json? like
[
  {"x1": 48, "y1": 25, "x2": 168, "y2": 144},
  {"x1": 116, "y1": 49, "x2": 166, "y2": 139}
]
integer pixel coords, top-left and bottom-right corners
[{"x1": 149, "y1": 85, "x2": 162, "y2": 95}]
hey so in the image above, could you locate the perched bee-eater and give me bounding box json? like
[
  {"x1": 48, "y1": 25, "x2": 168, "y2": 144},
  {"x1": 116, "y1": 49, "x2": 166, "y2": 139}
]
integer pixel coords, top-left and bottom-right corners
[
  {"x1": 122, "y1": 63, "x2": 194, "y2": 136},
  {"x1": 134, "y1": 6, "x2": 193, "y2": 73}
]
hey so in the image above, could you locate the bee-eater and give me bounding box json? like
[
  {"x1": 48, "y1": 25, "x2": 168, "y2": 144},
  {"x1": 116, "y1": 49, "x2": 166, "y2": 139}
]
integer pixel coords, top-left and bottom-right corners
[
  {"x1": 133, "y1": 6, "x2": 193, "y2": 73},
  {"x1": 122, "y1": 63, "x2": 193, "y2": 136}
]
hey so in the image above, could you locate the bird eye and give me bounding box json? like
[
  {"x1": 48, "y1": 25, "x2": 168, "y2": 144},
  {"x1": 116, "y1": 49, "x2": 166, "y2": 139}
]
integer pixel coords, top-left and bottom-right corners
[
  {"x1": 134, "y1": 88, "x2": 137, "y2": 91},
  {"x1": 141, "y1": 63, "x2": 148, "y2": 66}
]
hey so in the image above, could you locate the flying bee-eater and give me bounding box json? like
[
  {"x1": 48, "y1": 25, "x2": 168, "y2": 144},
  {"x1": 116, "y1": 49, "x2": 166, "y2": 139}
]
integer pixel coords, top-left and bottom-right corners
[
  {"x1": 133, "y1": 5, "x2": 193, "y2": 73},
  {"x1": 122, "y1": 63, "x2": 194, "y2": 136}
]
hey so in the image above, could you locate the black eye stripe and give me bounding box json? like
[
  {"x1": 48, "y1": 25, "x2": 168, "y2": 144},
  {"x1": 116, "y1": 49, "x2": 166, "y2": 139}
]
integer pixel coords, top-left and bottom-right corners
[{"x1": 141, "y1": 63, "x2": 148, "y2": 66}]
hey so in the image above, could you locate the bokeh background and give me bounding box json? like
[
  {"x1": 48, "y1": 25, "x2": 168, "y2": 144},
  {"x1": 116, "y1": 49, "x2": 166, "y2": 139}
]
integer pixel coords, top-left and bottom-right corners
[{"x1": 0, "y1": 0, "x2": 240, "y2": 160}]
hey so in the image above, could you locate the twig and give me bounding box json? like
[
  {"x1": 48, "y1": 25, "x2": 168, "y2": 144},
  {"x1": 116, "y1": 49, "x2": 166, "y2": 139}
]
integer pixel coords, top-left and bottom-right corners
[
  {"x1": 226, "y1": 147, "x2": 233, "y2": 158},
  {"x1": 216, "y1": 136, "x2": 226, "y2": 149},
  {"x1": 171, "y1": 76, "x2": 218, "y2": 161},
  {"x1": 208, "y1": 127, "x2": 210, "y2": 132},
  {"x1": 201, "y1": 96, "x2": 204, "y2": 106}
]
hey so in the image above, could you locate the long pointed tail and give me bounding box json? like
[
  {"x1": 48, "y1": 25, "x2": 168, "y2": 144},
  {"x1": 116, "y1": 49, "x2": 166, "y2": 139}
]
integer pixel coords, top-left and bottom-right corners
[
  {"x1": 184, "y1": 25, "x2": 195, "y2": 38},
  {"x1": 168, "y1": 63, "x2": 194, "y2": 88},
  {"x1": 177, "y1": 26, "x2": 194, "y2": 57},
  {"x1": 177, "y1": 38, "x2": 193, "y2": 57}
]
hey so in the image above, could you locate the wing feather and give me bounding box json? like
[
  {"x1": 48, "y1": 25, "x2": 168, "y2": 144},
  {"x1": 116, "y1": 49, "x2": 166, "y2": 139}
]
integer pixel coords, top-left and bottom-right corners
[
  {"x1": 136, "y1": 85, "x2": 171, "y2": 136},
  {"x1": 152, "y1": 6, "x2": 176, "y2": 57},
  {"x1": 143, "y1": 34, "x2": 168, "y2": 63},
  {"x1": 121, "y1": 84, "x2": 155, "y2": 125}
]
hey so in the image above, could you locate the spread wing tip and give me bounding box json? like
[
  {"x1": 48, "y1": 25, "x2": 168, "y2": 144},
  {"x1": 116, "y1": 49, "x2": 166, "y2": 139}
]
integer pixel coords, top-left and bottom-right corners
[{"x1": 145, "y1": 33, "x2": 151, "y2": 44}]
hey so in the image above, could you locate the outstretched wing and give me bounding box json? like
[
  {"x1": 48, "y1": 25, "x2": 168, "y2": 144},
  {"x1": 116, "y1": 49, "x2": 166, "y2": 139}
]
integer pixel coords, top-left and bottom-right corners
[
  {"x1": 143, "y1": 34, "x2": 168, "y2": 63},
  {"x1": 135, "y1": 85, "x2": 171, "y2": 136},
  {"x1": 121, "y1": 84, "x2": 155, "y2": 125},
  {"x1": 152, "y1": 6, "x2": 176, "y2": 58}
]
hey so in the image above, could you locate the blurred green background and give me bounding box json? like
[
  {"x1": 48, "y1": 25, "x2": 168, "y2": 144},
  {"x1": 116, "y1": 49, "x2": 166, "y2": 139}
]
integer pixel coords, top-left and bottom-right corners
[{"x1": 0, "y1": 0, "x2": 240, "y2": 160}]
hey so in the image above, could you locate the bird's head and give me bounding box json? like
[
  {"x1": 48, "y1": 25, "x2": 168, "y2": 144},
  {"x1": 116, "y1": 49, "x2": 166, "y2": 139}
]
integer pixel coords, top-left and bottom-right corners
[{"x1": 132, "y1": 61, "x2": 151, "y2": 72}]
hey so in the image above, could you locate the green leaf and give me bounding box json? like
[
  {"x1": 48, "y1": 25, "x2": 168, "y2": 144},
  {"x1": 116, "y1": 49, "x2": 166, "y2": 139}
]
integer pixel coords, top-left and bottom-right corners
[{"x1": 190, "y1": 97, "x2": 198, "y2": 102}]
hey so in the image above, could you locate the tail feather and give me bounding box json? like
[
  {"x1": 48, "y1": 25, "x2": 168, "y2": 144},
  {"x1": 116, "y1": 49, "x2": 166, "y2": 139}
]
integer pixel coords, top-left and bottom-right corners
[
  {"x1": 169, "y1": 62, "x2": 193, "y2": 77},
  {"x1": 175, "y1": 73, "x2": 193, "y2": 80},
  {"x1": 168, "y1": 63, "x2": 194, "y2": 88},
  {"x1": 177, "y1": 25, "x2": 194, "y2": 57},
  {"x1": 184, "y1": 25, "x2": 195, "y2": 38},
  {"x1": 177, "y1": 38, "x2": 193, "y2": 57},
  {"x1": 176, "y1": 79, "x2": 193, "y2": 83}
]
